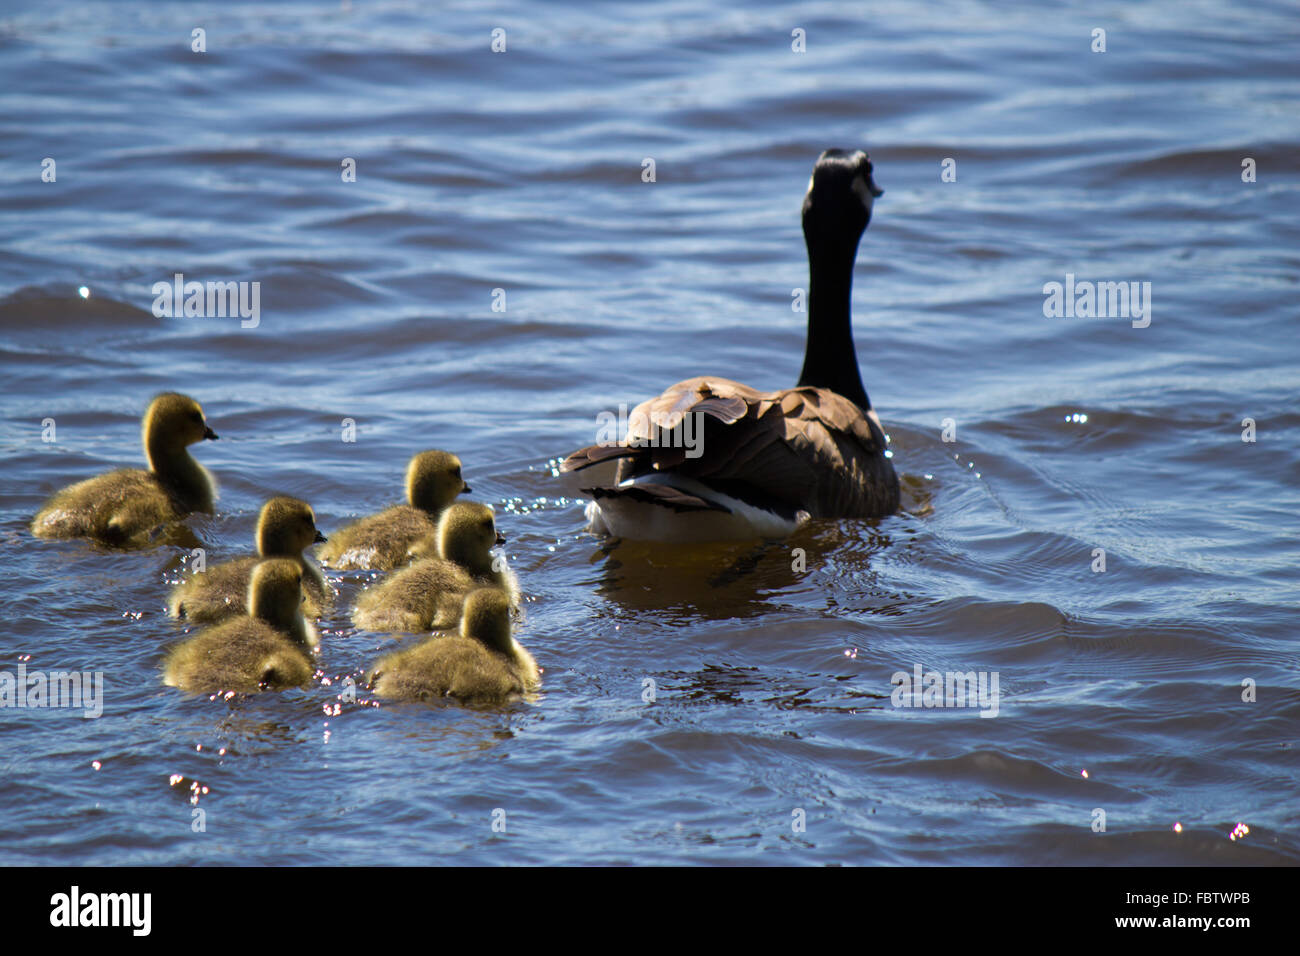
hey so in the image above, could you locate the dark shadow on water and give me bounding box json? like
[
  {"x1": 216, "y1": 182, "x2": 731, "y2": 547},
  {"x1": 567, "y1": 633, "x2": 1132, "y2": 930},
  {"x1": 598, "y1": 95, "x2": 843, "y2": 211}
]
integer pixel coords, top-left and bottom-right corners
[{"x1": 583, "y1": 519, "x2": 896, "y2": 621}]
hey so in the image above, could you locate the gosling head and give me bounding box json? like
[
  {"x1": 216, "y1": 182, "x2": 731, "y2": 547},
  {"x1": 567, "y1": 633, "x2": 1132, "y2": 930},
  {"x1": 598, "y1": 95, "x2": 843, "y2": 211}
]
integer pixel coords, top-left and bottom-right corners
[
  {"x1": 802, "y1": 149, "x2": 882, "y2": 259},
  {"x1": 460, "y1": 587, "x2": 514, "y2": 655},
  {"x1": 143, "y1": 392, "x2": 218, "y2": 458},
  {"x1": 436, "y1": 501, "x2": 505, "y2": 576},
  {"x1": 257, "y1": 496, "x2": 326, "y2": 557},
  {"x1": 246, "y1": 557, "x2": 305, "y2": 637},
  {"x1": 406, "y1": 450, "x2": 470, "y2": 514}
]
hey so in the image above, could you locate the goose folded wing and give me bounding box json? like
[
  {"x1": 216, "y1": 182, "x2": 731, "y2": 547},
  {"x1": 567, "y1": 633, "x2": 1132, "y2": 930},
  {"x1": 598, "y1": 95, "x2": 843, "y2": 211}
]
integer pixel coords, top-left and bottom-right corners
[{"x1": 566, "y1": 377, "x2": 889, "y2": 517}]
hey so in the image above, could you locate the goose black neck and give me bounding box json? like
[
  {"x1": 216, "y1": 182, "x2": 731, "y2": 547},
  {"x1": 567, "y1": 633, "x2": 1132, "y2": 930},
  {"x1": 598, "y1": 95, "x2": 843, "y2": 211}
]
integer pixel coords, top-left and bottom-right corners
[{"x1": 796, "y1": 239, "x2": 871, "y2": 411}]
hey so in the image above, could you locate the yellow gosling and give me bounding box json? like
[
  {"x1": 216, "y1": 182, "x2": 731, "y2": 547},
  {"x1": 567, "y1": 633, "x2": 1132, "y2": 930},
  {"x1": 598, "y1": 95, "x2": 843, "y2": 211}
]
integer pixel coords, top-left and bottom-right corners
[
  {"x1": 317, "y1": 450, "x2": 469, "y2": 570},
  {"x1": 32, "y1": 392, "x2": 218, "y2": 547},
  {"x1": 351, "y1": 501, "x2": 514, "y2": 633},
  {"x1": 369, "y1": 588, "x2": 538, "y2": 705},
  {"x1": 162, "y1": 558, "x2": 318, "y2": 694},
  {"x1": 169, "y1": 496, "x2": 331, "y2": 622}
]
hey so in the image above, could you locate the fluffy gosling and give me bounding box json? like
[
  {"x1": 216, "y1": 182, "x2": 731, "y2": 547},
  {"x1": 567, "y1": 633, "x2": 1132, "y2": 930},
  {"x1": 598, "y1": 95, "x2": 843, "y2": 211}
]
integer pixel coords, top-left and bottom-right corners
[
  {"x1": 32, "y1": 392, "x2": 218, "y2": 547},
  {"x1": 162, "y1": 558, "x2": 318, "y2": 694},
  {"x1": 351, "y1": 501, "x2": 513, "y2": 633},
  {"x1": 368, "y1": 588, "x2": 538, "y2": 705},
  {"x1": 168, "y1": 496, "x2": 330, "y2": 622},
  {"x1": 317, "y1": 450, "x2": 469, "y2": 570}
]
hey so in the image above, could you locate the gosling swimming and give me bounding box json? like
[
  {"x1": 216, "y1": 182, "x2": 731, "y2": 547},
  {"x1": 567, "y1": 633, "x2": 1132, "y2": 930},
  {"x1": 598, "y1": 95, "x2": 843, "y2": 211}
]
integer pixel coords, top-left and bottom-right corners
[
  {"x1": 352, "y1": 501, "x2": 513, "y2": 633},
  {"x1": 168, "y1": 496, "x2": 331, "y2": 622},
  {"x1": 317, "y1": 450, "x2": 469, "y2": 570},
  {"x1": 368, "y1": 588, "x2": 538, "y2": 705},
  {"x1": 162, "y1": 558, "x2": 318, "y2": 694},
  {"x1": 32, "y1": 392, "x2": 218, "y2": 547}
]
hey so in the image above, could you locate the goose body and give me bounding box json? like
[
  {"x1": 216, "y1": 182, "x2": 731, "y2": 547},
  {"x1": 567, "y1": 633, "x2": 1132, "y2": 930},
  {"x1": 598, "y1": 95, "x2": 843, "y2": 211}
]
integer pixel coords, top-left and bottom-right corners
[
  {"x1": 369, "y1": 589, "x2": 538, "y2": 705},
  {"x1": 169, "y1": 496, "x2": 330, "y2": 622},
  {"x1": 562, "y1": 150, "x2": 899, "y2": 542},
  {"x1": 351, "y1": 501, "x2": 513, "y2": 633},
  {"x1": 162, "y1": 558, "x2": 317, "y2": 694},
  {"x1": 317, "y1": 450, "x2": 469, "y2": 570},
  {"x1": 32, "y1": 393, "x2": 218, "y2": 546}
]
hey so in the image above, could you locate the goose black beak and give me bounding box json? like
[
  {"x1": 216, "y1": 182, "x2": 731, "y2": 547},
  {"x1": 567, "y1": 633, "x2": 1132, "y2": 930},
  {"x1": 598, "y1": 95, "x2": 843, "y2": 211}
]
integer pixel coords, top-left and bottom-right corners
[
  {"x1": 462, "y1": 484, "x2": 473, "y2": 495},
  {"x1": 314, "y1": 531, "x2": 327, "y2": 543},
  {"x1": 868, "y1": 177, "x2": 884, "y2": 198},
  {"x1": 495, "y1": 531, "x2": 507, "y2": 545},
  {"x1": 203, "y1": 426, "x2": 219, "y2": 440}
]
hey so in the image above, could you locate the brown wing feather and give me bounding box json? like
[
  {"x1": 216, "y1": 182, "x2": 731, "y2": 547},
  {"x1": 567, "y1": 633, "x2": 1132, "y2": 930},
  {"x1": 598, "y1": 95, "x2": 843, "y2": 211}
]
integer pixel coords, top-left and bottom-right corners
[{"x1": 563, "y1": 377, "x2": 898, "y2": 519}]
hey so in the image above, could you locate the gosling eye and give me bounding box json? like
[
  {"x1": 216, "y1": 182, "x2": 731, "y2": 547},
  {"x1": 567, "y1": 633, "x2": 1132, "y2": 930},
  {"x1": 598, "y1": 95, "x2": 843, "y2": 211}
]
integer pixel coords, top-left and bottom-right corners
[{"x1": 190, "y1": 411, "x2": 203, "y2": 424}]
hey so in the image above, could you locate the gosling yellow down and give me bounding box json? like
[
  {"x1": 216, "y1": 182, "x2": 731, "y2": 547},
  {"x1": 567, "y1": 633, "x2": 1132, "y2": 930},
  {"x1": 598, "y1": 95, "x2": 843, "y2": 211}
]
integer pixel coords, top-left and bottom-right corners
[
  {"x1": 168, "y1": 496, "x2": 331, "y2": 622},
  {"x1": 32, "y1": 392, "x2": 218, "y2": 547},
  {"x1": 369, "y1": 588, "x2": 539, "y2": 705},
  {"x1": 317, "y1": 450, "x2": 469, "y2": 570},
  {"x1": 352, "y1": 501, "x2": 513, "y2": 633},
  {"x1": 162, "y1": 558, "x2": 318, "y2": 694}
]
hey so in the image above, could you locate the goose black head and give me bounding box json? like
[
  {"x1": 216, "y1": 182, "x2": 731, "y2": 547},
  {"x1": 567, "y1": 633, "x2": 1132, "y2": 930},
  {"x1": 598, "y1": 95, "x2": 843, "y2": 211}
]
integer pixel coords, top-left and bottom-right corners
[{"x1": 802, "y1": 149, "x2": 882, "y2": 256}]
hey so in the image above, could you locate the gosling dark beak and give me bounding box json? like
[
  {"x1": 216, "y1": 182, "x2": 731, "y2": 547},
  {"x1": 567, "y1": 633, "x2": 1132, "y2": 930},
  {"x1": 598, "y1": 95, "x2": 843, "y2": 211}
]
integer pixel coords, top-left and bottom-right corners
[
  {"x1": 203, "y1": 426, "x2": 218, "y2": 440},
  {"x1": 495, "y1": 531, "x2": 506, "y2": 545},
  {"x1": 314, "y1": 531, "x2": 327, "y2": 544},
  {"x1": 462, "y1": 484, "x2": 473, "y2": 495}
]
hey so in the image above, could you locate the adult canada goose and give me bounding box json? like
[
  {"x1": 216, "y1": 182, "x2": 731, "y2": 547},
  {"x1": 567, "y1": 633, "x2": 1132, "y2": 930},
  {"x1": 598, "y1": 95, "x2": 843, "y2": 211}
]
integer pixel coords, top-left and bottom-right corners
[
  {"x1": 561, "y1": 149, "x2": 899, "y2": 542},
  {"x1": 31, "y1": 392, "x2": 218, "y2": 546},
  {"x1": 162, "y1": 558, "x2": 318, "y2": 694},
  {"x1": 351, "y1": 502, "x2": 512, "y2": 633},
  {"x1": 368, "y1": 588, "x2": 538, "y2": 705},
  {"x1": 317, "y1": 450, "x2": 469, "y2": 570},
  {"x1": 168, "y1": 496, "x2": 331, "y2": 622}
]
